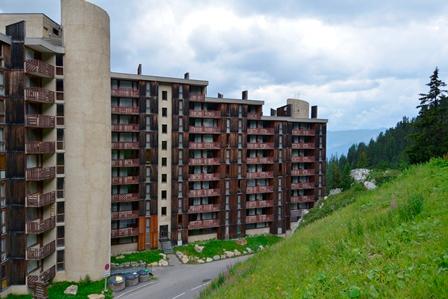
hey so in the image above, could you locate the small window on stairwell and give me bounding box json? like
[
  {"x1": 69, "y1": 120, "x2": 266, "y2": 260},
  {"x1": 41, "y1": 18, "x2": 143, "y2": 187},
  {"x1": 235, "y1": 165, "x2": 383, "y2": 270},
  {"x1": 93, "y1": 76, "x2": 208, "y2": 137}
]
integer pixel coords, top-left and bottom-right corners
[
  {"x1": 162, "y1": 91, "x2": 168, "y2": 100},
  {"x1": 162, "y1": 190, "x2": 167, "y2": 200},
  {"x1": 161, "y1": 207, "x2": 167, "y2": 216}
]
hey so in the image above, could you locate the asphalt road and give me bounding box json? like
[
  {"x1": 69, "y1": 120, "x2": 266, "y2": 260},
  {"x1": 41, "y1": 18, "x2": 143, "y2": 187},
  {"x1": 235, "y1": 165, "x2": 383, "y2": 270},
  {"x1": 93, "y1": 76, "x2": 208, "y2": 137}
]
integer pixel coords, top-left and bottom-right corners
[{"x1": 114, "y1": 254, "x2": 250, "y2": 299}]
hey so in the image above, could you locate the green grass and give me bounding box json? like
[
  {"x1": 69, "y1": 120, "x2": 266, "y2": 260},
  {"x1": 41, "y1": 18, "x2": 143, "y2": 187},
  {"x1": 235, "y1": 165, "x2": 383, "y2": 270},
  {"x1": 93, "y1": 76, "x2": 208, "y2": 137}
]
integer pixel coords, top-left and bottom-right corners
[
  {"x1": 3, "y1": 295, "x2": 32, "y2": 299},
  {"x1": 201, "y1": 158, "x2": 448, "y2": 299},
  {"x1": 176, "y1": 235, "x2": 282, "y2": 259},
  {"x1": 111, "y1": 249, "x2": 163, "y2": 265},
  {"x1": 48, "y1": 279, "x2": 112, "y2": 299}
]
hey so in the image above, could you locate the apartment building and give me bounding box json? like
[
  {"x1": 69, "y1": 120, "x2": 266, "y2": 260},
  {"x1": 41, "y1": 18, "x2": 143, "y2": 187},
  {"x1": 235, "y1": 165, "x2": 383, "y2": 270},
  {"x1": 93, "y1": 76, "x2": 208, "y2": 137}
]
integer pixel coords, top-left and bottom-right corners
[{"x1": 0, "y1": 0, "x2": 327, "y2": 296}]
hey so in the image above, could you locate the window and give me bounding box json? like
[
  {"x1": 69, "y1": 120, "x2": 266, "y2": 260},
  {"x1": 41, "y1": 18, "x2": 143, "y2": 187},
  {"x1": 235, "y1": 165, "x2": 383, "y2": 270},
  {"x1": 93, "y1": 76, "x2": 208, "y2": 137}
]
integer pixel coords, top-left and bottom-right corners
[
  {"x1": 179, "y1": 86, "x2": 183, "y2": 99},
  {"x1": 0, "y1": 72, "x2": 5, "y2": 96},
  {"x1": 162, "y1": 124, "x2": 167, "y2": 133},
  {"x1": 57, "y1": 104, "x2": 64, "y2": 116},
  {"x1": 161, "y1": 207, "x2": 167, "y2": 216},
  {"x1": 162, "y1": 190, "x2": 167, "y2": 199},
  {"x1": 57, "y1": 250, "x2": 64, "y2": 271},
  {"x1": 162, "y1": 108, "x2": 167, "y2": 117},
  {"x1": 162, "y1": 91, "x2": 167, "y2": 100},
  {"x1": 146, "y1": 83, "x2": 151, "y2": 97},
  {"x1": 162, "y1": 157, "x2": 167, "y2": 166},
  {"x1": 162, "y1": 174, "x2": 167, "y2": 182},
  {"x1": 162, "y1": 141, "x2": 167, "y2": 150}
]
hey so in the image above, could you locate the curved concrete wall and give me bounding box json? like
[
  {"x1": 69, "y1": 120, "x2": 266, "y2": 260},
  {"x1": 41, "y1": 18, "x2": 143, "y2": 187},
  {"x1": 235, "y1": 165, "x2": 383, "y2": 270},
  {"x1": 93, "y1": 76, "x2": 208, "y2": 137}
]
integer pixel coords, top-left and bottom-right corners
[
  {"x1": 287, "y1": 98, "x2": 310, "y2": 119},
  {"x1": 61, "y1": 0, "x2": 111, "y2": 281}
]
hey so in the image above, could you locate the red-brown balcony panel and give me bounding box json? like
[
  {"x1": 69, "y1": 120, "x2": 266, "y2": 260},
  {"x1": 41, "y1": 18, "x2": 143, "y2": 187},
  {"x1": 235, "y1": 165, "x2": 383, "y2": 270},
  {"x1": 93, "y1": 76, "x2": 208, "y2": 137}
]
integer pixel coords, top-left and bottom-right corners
[
  {"x1": 112, "y1": 210, "x2": 140, "y2": 220},
  {"x1": 111, "y1": 227, "x2": 139, "y2": 238},
  {"x1": 290, "y1": 195, "x2": 315, "y2": 203},
  {"x1": 189, "y1": 158, "x2": 221, "y2": 166},
  {"x1": 111, "y1": 88, "x2": 139, "y2": 98},
  {"x1": 189, "y1": 110, "x2": 221, "y2": 118},
  {"x1": 245, "y1": 214, "x2": 273, "y2": 224},
  {"x1": 291, "y1": 169, "x2": 315, "y2": 176},
  {"x1": 291, "y1": 182, "x2": 315, "y2": 190},
  {"x1": 246, "y1": 171, "x2": 273, "y2": 179},
  {"x1": 247, "y1": 142, "x2": 274, "y2": 150},
  {"x1": 26, "y1": 217, "x2": 56, "y2": 234},
  {"x1": 189, "y1": 142, "x2": 220, "y2": 150},
  {"x1": 27, "y1": 265, "x2": 56, "y2": 288},
  {"x1": 25, "y1": 115, "x2": 55, "y2": 128},
  {"x1": 292, "y1": 129, "x2": 315, "y2": 136},
  {"x1": 189, "y1": 94, "x2": 205, "y2": 101},
  {"x1": 24, "y1": 59, "x2": 55, "y2": 78},
  {"x1": 25, "y1": 141, "x2": 55, "y2": 155},
  {"x1": 292, "y1": 143, "x2": 315, "y2": 150},
  {"x1": 188, "y1": 173, "x2": 220, "y2": 181},
  {"x1": 188, "y1": 204, "x2": 220, "y2": 214},
  {"x1": 188, "y1": 188, "x2": 221, "y2": 198},
  {"x1": 111, "y1": 193, "x2": 140, "y2": 203},
  {"x1": 189, "y1": 126, "x2": 221, "y2": 134},
  {"x1": 112, "y1": 124, "x2": 139, "y2": 132},
  {"x1": 291, "y1": 156, "x2": 315, "y2": 163},
  {"x1": 188, "y1": 219, "x2": 220, "y2": 229},
  {"x1": 111, "y1": 106, "x2": 140, "y2": 115},
  {"x1": 111, "y1": 176, "x2": 139, "y2": 185},
  {"x1": 247, "y1": 112, "x2": 261, "y2": 119},
  {"x1": 246, "y1": 185, "x2": 274, "y2": 194},
  {"x1": 246, "y1": 200, "x2": 274, "y2": 209},
  {"x1": 24, "y1": 87, "x2": 55, "y2": 104},
  {"x1": 25, "y1": 191, "x2": 55, "y2": 208},
  {"x1": 247, "y1": 128, "x2": 274, "y2": 135},
  {"x1": 111, "y1": 159, "x2": 140, "y2": 168},
  {"x1": 246, "y1": 157, "x2": 274, "y2": 164},
  {"x1": 111, "y1": 142, "x2": 140, "y2": 150},
  {"x1": 26, "y1": 240, "x2": 55, "y2": 260},
  {"x1": 26, "y1": 167, "x2": 55, "y2": 181}
]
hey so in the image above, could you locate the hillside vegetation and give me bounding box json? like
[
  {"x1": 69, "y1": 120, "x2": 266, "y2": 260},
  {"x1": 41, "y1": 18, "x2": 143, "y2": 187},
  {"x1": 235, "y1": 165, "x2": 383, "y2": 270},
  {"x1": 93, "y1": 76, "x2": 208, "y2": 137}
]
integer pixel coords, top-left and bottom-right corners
[{"x1": 201, "y1": 159, "x2": 448, "y2": 299}]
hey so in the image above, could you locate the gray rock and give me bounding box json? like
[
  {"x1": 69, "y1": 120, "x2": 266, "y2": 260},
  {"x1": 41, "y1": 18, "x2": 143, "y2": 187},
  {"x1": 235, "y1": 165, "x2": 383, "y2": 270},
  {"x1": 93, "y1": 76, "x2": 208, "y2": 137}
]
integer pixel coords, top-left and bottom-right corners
[
  {"x1": 351, "y1": 168, "x2": 370, "y2": 182},
  {"x1": 194, "y1": 244, "x2": 204, "y2": 253},
  {"x1": 364, "y1": 181, "x2": 377, "y2": 190},
  {"x1": 197, "y1": 259, "x2": 205, "y2": 264},
  {"x1": 206, "y1": 257, "x2": 213, "y2": 263},
  {"x1": 329, "y1": 188, "x2": 342, "y2": 196},
  {"x1": 213, "y1": 255, "x2": 221, "y2": 261},
  {"x1": 64, "y1": 285, "x2": 78, "y2": 296},
  {"x1": 88, "y1": 295, "x2": 105, "y2": 299}
]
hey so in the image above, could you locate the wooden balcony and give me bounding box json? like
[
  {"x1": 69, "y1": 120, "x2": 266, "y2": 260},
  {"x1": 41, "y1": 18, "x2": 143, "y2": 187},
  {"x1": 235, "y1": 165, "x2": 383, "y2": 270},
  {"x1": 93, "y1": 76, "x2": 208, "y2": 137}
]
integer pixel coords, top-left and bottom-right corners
[
  {"x1": 189, "y1": 110, "x2": 221, "y2": 118},
  {"x1": 246, "y1": 200, "x2": 274, "y2": 209},
  {"x1": 246, "y1": 157, "x2": 274, "y2": 164},
  {"x1": 111, "y1": 227, "x2": 139, "y2": 238},
  {"x1": 111, "y1": 106, "x2": 139, "y2": 115},
  {"x1": 189, "y1": 94, "x2": 205, "y2": 101},
  {"x1": 188, "y1": 158, "x2": 220, "y2": 165},
  {"x1": 247, "y1": 142, "x2": 274, "y2": 150},
  {"x1": 188, "y1": 219, "x2": 219, "y2": 229},
  {"x1": 290, "y1": 195, "x2": 315, "y2": 203},
  {"x1": 246, "y1": 185, "x2": 274, "y2": 194},
  {"x1": 111, "y1": 142, "x2": 139, "y2": 150},
  {"x1": 25, "y1": 141, "x2": 55, "y2": 155},
  {"x1": 24, "y1": 59, "x2": 54, "y2": 78},
  {"x1": 247, "y1": 112, "x2": 261, "y2": 119},
  {"x1": 189, "y1": 126, "x2": 221, "y2": 134},
  {"x1": 291, "y1": 156, "x2": 315, "y2": 163},
  {"x1": 188, "y1": 204, "x2": 220, "y2": 214},
  {"x1": 111, "y1": 88, "x2": 139, "y2": 98},
  {"x1": 25, "y1": 114, "x2": 55, "y2": 128},
  {"x1": 26, "y1": 167, "x2": 55, "y2": 181},
  {"x1": 291, "y1": 182, "x2": 315, "y2": 190},
  {"x1": 24, "y1": 87, "x2": 55, "y2": 104},
  {"x1": 246, "y1": 171, "x2": 273, "y2": 179},
  {"x1": 111, "y1": 193, "x2": 140, "y2": 203},
  {"x1": 112, "y1": 124, "x2": 139, "y2": 132},
  {"x1": 25, "y1": 191, "x2": 55, "y2": 208},
  {"x1": 189, "y1": 142, "x2": 220, "y2": 150},
  {"x1": 189, "y1": 188, "x2": 220, "y2": 198},
  {"x1": 291, "y1": 169, "x2": 315, "y2": 176},
  {"x1": 292, "y1": 129, "x2": 315, "y2": 136},
  {"x1": 188, "y1": 173, "x2": 220, "y2": 181},
  {"x1": 112, "y1": 210, "x2": 139, "y2": 220},
  {"x1": 26, "y1": 241, "x2": 55, "y2": 260},
  {"x1": 245, "y1": 214, "x2": 273, "y2": 224},
  {"x1": 112, "y1": 159, "x2": 140, "y2": 167},
  {"x1": 111, "y1": 176, "x2": 139, "y2": 185},
  {"x1": 292, "y1": 143, "x2": 315, "y2": 149},
  {"x1": 27, "y1": 265, "x2": 56, "y2": 288},
  {"x1": 26, "y1": 217, "x2": 55, "y2": 234},
  {"x1": 247, "y1": 128, "x2": 274, "y2": 135}
]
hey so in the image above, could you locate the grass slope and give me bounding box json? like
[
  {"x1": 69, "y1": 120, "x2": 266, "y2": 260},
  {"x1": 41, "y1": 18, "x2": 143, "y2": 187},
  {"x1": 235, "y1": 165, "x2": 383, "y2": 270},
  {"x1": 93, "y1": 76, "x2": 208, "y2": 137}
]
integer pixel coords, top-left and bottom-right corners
[
  {"x1": 111, "y1": 249, "x2": 163, "y2": 265},
  {"x1": 202, "y1": 159, "x2": 448, "y2": 299}
]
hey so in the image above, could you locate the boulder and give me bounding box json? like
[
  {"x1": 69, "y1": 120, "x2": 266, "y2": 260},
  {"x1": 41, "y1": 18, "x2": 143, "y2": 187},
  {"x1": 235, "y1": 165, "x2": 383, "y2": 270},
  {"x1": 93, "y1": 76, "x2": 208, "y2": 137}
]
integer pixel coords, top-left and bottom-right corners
[
  {"x1": 159, "y1": 260, "x2": 169, "y2": 267},
  {"x1": 329, "y1": 188, "x2": 342, "y2": 196},
  {"x1": 220, "y1": 255, "x2": 226, "y2": 259},
  {"x1": 246, "y1": 247, "x2": 253, "y2": 254},
  {"x1": 150, "y1": 262, "x2": 158, "y2": 267},
  {"x1": 233, "y1": 249, "x2": 241, "y2": 256},
  {"x1": 224, "y1": 251, "x2": 234, "y2": 258},
  {"x1": 206, "y1": 257, "x2": 213, "y2": 263},
  {"x1": 194, "y1": 244, "x2": 204, "y2": 253},
  {"x1": 64, "y1": 285, "x2": 78, "y2": 296},
  {"x1": 235, "y1": 239, "x2": 247, "y2": 246},
  {"x1": 258, "y1": 245, "x2": 264, "y2": 250},
  {"x1": 176, "y1": 251, "x2": 183, "y2": 258},
  {"x1": 197, "y1": 259, "x2": 205, "y2": 264},
  {"x1": 87, "y1": 295, "x2": 105, "y2": 299},
  {"x1": 350, "y1": 168, "x2": 370, "y2": 182},
  {"x1": 181, "y1": 256, "x2": 189, "y2": 264},
  {"x1": 115, "y1": 255, "x2": 125, "y2": 260},
  {"x1": 364, "y1": 181, "x2": 377, "y2": 190},
  {"x1": 213, "y1": 255, "x2": 221, "y2": 261}
]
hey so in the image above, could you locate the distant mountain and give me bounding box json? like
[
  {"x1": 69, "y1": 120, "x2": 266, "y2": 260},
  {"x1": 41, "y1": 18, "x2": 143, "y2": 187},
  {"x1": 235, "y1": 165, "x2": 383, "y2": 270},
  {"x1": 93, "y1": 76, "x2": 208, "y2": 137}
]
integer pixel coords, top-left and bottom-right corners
[{"x1": 327, "y1": 128, "x2": 385, "y2": 158}]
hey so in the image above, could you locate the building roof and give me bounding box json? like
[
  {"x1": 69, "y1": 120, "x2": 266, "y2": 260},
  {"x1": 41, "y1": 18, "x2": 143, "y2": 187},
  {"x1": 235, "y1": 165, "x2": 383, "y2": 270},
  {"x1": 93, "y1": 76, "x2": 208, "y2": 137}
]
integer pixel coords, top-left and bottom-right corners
[
  {"x1": 261, "y1": 115, "x2": 328, "y2": 123},
  {"x1": 0, "y1": 32, "x2": 11, "y2": 44},
  {"x1": 0, "y1": 13, "x2": 60, "y2": 27},
  {"x1": 111, "y1": 72, "x2": 208, "y2": 86},
  {"x1": 205, "y1": 96, "x2": 264, "y2": 105}
]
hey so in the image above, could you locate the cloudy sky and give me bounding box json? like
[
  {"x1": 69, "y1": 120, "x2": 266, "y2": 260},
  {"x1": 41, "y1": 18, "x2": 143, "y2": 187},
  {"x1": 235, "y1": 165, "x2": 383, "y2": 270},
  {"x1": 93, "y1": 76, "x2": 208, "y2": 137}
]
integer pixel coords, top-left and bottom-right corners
[{"x1": 2, "y1": 0, "x2": 448, "y2": 130}]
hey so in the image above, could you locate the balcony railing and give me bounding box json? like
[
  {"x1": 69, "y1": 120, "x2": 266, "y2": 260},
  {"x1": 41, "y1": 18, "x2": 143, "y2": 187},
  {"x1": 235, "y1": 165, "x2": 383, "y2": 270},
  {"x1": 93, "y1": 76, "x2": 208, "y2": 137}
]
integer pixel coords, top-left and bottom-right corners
[
  {"x1": 246, "y1": 157, "x2": 274, "y2": 164},
  {"x1": 111, "y1": 106, "x2": 139, "y2": 114},
  {"x1": 292, "y1": 129, "x2": 315, "y2": 136},
  {"x1": 189, "y1": 126, "x2": 221, "y2": 134},
  {"x1": 245, "y1": 214, "x2": 273, "y2": 224},
  {"x1": 291, "y1": 156, "x2": 315, "y2": 163},
  {"x1": 291, "y1": 182, "x2": 315, "y2": 190},
  {"x1": 26, "y1": 241, "x2": 55, "y2": 260},
  {"x1": 292, "y1": 143, "x2": 315, "y2": 149},
  {"x1": 247, "y1": 142, "x2": 274, "y2": 150},
  {"x1": 25, "y1": 191, "x2": 55, "y2": 208},
  {"x1": 189, "y1": 188, "x2": 220, "y2": 198},
  {"x1": 188, "y1": 219, "x2": 219, "y2": 229},
  {"x1": 24, "y1": 87, "x2": 55, "y2": 104},
  {"x1": 26, "y1": 217, "x2": 55, "y2": 234},
  {"x1": 290, "y1": 195, "x2": 315, "y2": 203},
  {"x1": 112, "y1": 124, "x2": 139, "y2": 132},
  {"x1": 189, "y1": 94, "x2": 205, "y2": 101},
  {"x1": 25, "y1": 115, "x2": 55, "y2": 128},
  {"x1": 26, "y1": 167, "x2": 55, "y2": 181},
  {"x1": 188, "y1": 173, "x2": 220, "y2": 181},
  {"x1": 247, "y1": 112, "x2": 260, "y2": 119},
  {"x1": 188, "y1": 204, "x2": 220, "y2": 214},
  {"x1": 111, "y1": 193, "x2": 140, "y2": 203},
  {"x1": 25, "y1": 141, "x2": 55, "y2": 155},
  {"x1": 246, "y1": 171, "x2": 273, "y2": 179},
  {"x1": 111, "y1": 227, "x2": 139, "y2": 238},
  {"x1": 112, "y1": 159, "x2": 140, "y2": 167},
  {"x1": 24, "y1": 59, "x2": 54, "y2": 78},
  {"x1": 189, "y1": 110, "x2": 221, "y2": 118},
  {"x1": 247, "y1": 128, "x2": 274, "y2": 135},
  {"x1": 111, "y1": 176, "x2": 139, "y2": 185},
  {"x1": 246, "y1": 200, "x2": 274, "y2": 209},
  {"x1": 291, "y1": 169, "x2": 315, "y2": 176},
  {"x1": 189, "y1": 142, "x2": 220, "y2": 150},
  {"x1": 246, "y1": 185, "x2": 274, "y2": 194},
  {"x1": 112, "y1": 210, "x2": 139, "y2": 220},
  {"x1": 111, "y1": 88, "x2": 139, "y2": 98},
  {"x1": 111, "y1": 142, "x2": 139, "y2": 150},
  {"x1": 188, "y1": 158, "x2": 220, "y2": 165},
  {"x1": 27, "y1": 265, "x2": 56, "y2": 287}
]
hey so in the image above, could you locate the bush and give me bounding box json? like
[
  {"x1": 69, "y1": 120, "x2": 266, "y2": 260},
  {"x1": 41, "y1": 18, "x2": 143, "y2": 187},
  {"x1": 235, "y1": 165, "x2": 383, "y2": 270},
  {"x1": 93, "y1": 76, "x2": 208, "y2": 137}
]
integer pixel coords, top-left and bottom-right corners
[{"x1": 398, "y1": 194, "x2": 424, "y2": 222}]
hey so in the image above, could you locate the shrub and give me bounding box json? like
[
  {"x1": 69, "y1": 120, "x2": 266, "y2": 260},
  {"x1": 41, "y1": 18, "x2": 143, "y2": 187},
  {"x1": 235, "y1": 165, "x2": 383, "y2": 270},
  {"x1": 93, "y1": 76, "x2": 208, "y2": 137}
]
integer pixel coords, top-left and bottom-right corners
[{"x1": 398, "y1": 194, "x2": 424, "y2": 222}]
